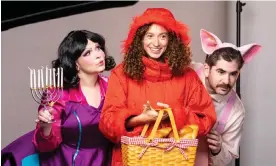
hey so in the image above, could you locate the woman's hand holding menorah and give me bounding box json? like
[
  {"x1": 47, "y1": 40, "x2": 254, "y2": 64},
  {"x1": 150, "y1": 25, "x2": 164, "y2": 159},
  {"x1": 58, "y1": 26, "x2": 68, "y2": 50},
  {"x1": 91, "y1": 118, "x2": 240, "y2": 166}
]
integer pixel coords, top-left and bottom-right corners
[{"x1": 28, "y1": 66, "x2": 63, "y2": 129}]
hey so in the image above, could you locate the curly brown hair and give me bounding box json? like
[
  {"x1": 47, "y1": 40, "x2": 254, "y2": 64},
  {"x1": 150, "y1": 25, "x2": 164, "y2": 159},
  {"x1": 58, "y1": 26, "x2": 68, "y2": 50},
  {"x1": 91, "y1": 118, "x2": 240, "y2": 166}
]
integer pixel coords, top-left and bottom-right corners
[{"x1": 123, "y1": 23, "x2": 192, "y2": 81}]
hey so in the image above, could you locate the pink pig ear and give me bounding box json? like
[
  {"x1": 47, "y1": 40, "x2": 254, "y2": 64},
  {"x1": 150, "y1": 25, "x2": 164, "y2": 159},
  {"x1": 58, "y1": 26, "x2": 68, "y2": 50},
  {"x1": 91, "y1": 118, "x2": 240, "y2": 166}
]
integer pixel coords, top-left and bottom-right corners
[
  {"x1": 238, "y1": 43, "x2": 262, "y2": 63},
  {"x1": 200, "y1": 29, "x2": 222, "y2": 55}
]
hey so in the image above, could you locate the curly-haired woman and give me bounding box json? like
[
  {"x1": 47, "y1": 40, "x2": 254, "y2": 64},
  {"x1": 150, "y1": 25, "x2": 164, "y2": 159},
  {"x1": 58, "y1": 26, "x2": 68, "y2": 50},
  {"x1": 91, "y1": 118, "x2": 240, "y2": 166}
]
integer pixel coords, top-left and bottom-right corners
[{"x1": 99, "y1": 8, "x2": 217, "y2": 166}]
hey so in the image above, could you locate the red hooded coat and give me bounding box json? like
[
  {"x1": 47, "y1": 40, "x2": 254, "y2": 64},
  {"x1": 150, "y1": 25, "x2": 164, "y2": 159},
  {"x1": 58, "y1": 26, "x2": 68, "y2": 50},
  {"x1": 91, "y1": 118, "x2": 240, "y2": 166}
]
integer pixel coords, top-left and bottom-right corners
[{"x1": 99, "y1": 8, "x2": 216, "y2": 166}]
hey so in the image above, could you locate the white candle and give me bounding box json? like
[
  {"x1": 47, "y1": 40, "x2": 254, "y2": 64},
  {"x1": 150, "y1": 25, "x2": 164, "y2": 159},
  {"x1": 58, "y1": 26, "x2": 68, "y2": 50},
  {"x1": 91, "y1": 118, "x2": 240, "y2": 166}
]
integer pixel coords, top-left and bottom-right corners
[
  {"x1": 29, "y1": 68, "x2": 33, "y2": 89},
  {"x1": 46, "y1": 66, "x2": 48, "y2": 87},
  {"x1": 53, "y1": 68, "x2": 56, "y2": 88},
  {"x1": 37, "y1": 70, "x2": 40, "y2": 88},
  {"x1": 61, "y1": 67, "x2": 63, "y2": 88},
  {"x1": 57, "y1": 68, "x2": 60, "y2": 88},
  {"x1": 33, "y1": 69, "x2": 36, "y2": 89},
  {"x1": 49, "y1": 68, "x2": 52, "y2": 87},
  {"x1": 41, "y1": 68, "x2": 44, "y2": 88}
]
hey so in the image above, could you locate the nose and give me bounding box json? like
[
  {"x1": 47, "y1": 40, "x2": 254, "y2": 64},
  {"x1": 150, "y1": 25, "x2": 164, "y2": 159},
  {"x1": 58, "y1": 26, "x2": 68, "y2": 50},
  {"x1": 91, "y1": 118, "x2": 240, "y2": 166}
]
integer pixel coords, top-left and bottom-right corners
[
  {"x1": 95, "y1": 52, "x2": 105, "y2": 59},
  {"x1": 223, "y1": 74, "x2": 230, "y2": 85},
  {"x1": 152, "y1": 37, "x2": 160, "y2": 47}
]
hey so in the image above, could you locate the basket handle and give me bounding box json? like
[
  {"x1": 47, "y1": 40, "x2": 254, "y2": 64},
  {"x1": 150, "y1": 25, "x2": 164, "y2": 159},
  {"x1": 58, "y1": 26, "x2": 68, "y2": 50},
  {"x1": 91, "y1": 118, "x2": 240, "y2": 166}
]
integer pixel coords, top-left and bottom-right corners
[{"x1": 140, "y1": 108, "x2": 180, "y2": 142}]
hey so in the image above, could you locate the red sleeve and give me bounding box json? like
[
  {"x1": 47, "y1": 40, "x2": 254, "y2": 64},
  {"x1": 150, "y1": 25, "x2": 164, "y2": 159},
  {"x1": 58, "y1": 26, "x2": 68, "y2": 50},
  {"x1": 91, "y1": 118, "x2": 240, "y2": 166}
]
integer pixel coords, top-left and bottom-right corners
[
  {"x1": 183, "y1": 74, "x2": 217, "y2": 136},
  {"x1": 99, "y1": 69, "x2": 142, "y2": 143},
  {"x1": 32, "y1": 92, "x2": 65, "y2": 152}
]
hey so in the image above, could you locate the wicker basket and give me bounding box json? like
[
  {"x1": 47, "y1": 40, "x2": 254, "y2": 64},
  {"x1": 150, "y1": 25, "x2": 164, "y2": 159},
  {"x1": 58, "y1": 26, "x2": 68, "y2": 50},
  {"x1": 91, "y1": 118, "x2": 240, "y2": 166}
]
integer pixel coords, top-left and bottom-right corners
[{"x1": 121, "y1": 108, "x2": 199, "y2": 166}]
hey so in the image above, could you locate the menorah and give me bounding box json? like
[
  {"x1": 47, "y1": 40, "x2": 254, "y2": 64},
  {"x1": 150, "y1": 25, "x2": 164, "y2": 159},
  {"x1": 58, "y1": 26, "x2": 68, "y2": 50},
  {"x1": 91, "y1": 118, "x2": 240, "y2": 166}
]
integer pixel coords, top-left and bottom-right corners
[{"x1": 28, "y1": 66, "x2": 63, "y2": 123}]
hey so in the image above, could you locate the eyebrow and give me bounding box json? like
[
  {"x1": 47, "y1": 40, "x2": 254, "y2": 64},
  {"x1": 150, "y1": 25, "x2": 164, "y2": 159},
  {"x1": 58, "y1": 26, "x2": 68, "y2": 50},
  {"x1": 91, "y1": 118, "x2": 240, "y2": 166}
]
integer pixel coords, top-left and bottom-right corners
[
  {"x1": 84, "y1": 48, "x2": 92, "y2": 50},
  {"x1": 217, "y1": 68, "x2": 239, "y2": 74},
  {"x1": 85, "y1": 44, "x2": 100, "y2": 50},
  {"x1": 145, "y1": 32, "x2": 168, "y2": 35},
  {"x1": 230, "y1": 71, "x2": 239, "y2": 74},
  {"x1": 81, "y1": 50, "x2": 90, "y2": 56}
]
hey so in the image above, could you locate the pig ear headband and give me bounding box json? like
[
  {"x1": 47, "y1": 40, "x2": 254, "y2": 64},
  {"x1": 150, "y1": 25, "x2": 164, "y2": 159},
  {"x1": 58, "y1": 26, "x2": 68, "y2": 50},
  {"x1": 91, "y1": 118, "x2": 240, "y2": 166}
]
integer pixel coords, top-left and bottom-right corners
[{"x1": 200, "y1": 29, "x2": 262, "y2": 63}]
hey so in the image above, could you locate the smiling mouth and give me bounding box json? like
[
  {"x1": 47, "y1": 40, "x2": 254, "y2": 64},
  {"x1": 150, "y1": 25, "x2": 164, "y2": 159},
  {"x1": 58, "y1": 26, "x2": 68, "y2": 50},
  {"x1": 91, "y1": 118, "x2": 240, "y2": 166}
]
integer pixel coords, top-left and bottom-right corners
[{"x1": 150, "y1": 48, "x2": 162, "y2": 53}]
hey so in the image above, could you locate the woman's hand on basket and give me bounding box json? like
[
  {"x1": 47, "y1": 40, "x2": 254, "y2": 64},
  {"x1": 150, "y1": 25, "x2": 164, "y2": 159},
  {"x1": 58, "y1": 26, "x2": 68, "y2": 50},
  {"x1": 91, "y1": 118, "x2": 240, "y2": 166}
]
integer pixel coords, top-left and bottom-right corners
[
  {"x1": 156, "y1": 102, "x2": 170, "y2": 120},
  {"x1": 125, "y1": 101, "x2": 169, "y2": 129},
  {"x1": 141, "y1": 101, "x2": 169, "y2": 122}
]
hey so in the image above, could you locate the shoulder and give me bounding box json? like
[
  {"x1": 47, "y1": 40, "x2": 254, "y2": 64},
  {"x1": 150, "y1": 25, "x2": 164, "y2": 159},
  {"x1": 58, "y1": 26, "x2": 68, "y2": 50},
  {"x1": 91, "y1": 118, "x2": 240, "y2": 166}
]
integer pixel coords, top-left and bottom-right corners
[
  {"x1": 180, "y1": 65, "x2": 204, "y2": 88},
  {"x1": 111, "y1": 63, "x2": 124, "y2": 75},
  {"x1": 185, "y1": 61, "x2": 205, "y2": 79},
  {"x1": 98, "y1": 64, "x2": 124, "y2": 83},
  {"x1": 61, "y1": 88, "x2": 77, "y2": 103},
  {"x1": 231, "y1": 90, "x2": 246, "y2": 117},
  {"x1": 109, "y1": 63, "x2": 128, "y2": 82},
  {"x1": 184, "y1": 66, "x2": 199, "y2": 78}
]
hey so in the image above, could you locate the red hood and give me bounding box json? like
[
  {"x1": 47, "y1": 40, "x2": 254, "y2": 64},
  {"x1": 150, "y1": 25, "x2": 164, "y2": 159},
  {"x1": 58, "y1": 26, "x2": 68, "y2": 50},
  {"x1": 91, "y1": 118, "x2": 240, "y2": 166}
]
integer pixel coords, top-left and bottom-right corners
[{"x1": 122, "y1": 8, "x2": 191, "y2": 54}]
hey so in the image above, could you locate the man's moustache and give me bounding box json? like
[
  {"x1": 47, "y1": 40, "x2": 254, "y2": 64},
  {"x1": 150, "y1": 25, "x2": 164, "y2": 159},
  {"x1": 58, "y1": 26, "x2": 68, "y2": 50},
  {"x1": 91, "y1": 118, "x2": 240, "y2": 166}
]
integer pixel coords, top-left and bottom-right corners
[{"x1": 217, "y1": 84, "x2": 231, "y2": 89}]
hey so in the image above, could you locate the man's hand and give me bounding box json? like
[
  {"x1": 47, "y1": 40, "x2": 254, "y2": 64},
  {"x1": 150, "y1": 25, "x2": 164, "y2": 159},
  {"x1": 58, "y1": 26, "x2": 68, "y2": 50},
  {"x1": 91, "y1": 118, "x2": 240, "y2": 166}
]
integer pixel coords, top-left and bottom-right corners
[{"x1": 207, "y1": 130, "x2": 222, "y2": 155}]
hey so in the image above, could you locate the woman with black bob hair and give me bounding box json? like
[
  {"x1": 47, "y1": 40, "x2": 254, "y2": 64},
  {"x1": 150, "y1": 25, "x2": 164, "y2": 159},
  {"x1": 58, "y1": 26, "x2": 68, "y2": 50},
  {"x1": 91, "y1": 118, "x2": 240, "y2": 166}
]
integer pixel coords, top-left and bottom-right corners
[
  {"x1": 32, "y1": 30, "x2": 116, "y2": 165},
  {"x1": 52, "y1": 30, "x2": 116, "y2": 89}
]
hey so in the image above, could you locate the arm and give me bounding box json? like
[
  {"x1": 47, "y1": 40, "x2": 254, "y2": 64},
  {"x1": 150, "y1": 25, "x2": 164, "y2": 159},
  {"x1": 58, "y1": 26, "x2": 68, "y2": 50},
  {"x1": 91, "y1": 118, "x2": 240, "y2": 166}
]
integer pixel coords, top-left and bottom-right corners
[
  {"x1": 125, "y1": 115, "x2": 147, "y2": 128},
  {"x1": 99, "y1": 70, "x2": 143, "y2": 143},
  {"x1": 32, "y1": 95, "x2": 65, "y2": 152},
  {"x1": 211, "y1": 108, "x2": 245, "y2": 165},
  {"x1": 181, "y1": 74, "x2": 217, "y2": 136}
]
